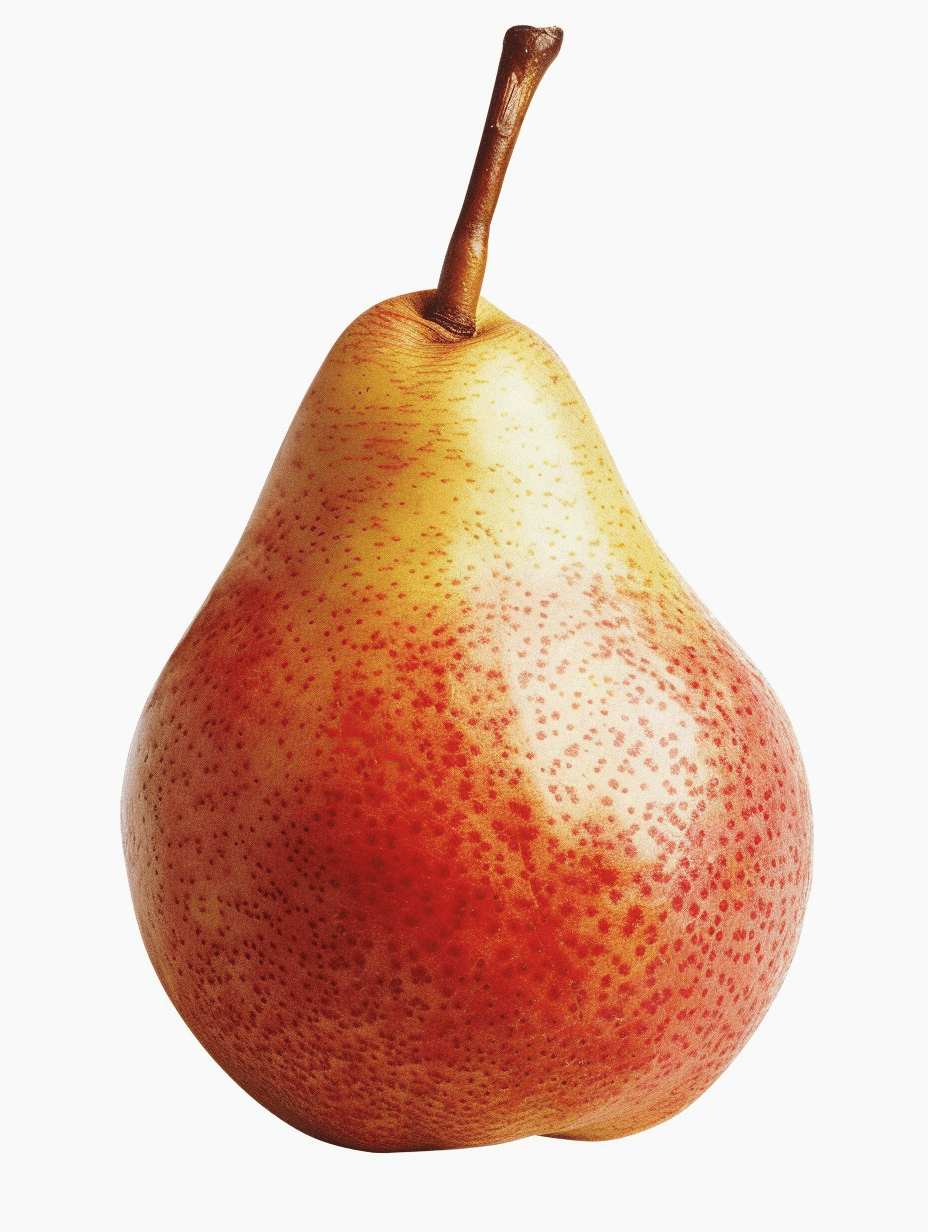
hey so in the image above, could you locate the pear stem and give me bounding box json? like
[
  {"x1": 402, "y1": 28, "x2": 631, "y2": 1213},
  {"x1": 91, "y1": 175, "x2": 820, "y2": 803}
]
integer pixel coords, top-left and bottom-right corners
[{"x1": 425, "y1": 25, "x2": 563, "y2": 338}]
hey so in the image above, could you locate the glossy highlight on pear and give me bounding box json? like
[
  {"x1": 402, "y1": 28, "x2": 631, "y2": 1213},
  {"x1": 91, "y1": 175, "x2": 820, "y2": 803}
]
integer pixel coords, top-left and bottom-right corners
[{"x1": 122, "y1": 28, "x2": 812, "y2": 1153}]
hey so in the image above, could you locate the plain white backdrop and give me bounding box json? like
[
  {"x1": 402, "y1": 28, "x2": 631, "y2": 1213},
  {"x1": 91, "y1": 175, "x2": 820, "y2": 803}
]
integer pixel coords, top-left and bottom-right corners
[{"x1": 2, "y1": 2, "x2": 925, "y2": 1228}]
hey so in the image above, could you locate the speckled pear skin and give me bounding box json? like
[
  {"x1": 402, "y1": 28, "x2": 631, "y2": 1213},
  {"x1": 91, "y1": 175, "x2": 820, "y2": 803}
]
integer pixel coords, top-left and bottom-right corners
[{"x1": 122, "y1": 291, "x2": 812, "y2": 1151}]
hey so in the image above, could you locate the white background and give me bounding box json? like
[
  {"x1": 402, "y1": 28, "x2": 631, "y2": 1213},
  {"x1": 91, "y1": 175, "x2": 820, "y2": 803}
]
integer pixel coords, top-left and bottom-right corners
[{"x1": 2, "y1": 2, "x2": 925, "y2": 1228}]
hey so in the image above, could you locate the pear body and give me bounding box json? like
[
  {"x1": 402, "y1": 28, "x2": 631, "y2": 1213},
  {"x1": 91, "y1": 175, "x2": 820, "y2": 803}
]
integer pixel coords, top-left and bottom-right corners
[{"x1": 123, "y1": 293, "x2": 812, "y2": 1151}]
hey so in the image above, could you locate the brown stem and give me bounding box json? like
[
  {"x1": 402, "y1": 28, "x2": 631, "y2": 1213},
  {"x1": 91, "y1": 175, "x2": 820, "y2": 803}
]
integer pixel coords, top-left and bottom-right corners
[{"x1": 425, "y1": 25, "x2": 563, "y2": 338}]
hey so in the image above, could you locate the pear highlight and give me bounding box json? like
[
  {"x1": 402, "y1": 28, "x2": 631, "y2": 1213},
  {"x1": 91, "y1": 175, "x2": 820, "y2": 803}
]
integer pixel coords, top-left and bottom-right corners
[{"x1": 123, "y1": 28, "x2": 811, "y2": 1152}]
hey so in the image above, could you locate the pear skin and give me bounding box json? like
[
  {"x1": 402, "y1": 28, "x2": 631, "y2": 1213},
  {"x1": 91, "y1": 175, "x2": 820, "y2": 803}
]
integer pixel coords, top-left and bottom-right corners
[{"x1": 122, "y1": 293, "x2": 812, "y2": 1150}]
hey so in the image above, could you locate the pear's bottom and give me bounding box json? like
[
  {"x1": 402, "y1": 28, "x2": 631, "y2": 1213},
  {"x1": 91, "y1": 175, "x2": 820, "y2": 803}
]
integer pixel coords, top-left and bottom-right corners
[
  {"x1": 248, "y1": 1084, "x2": 698, "y2": 1152},
  {"x1": 168, "y1": 1001, "x2": 720, "y2": 1153}
]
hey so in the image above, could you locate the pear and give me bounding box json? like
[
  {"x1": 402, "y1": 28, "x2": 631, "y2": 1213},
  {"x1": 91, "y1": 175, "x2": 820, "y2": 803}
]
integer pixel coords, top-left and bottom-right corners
[{"x1": 123, "y1": 26, "x2": 811, "y2": 1152}]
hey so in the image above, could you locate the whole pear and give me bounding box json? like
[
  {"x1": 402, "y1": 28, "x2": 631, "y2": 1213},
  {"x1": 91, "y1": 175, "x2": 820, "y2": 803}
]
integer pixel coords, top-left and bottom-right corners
[{"x1": 123, "y1": 28, "x2": 811, "y2": 1152}]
